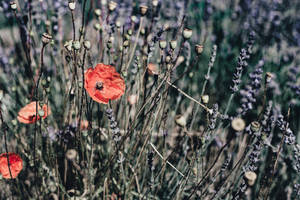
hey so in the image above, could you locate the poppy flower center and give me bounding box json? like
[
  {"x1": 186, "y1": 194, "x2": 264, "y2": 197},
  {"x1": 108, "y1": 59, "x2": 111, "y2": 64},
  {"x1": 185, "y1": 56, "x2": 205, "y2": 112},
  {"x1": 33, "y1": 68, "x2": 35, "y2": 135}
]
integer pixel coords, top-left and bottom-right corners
[{"x1": 95, "y1": 82, "x2": 104, "y2": 90}]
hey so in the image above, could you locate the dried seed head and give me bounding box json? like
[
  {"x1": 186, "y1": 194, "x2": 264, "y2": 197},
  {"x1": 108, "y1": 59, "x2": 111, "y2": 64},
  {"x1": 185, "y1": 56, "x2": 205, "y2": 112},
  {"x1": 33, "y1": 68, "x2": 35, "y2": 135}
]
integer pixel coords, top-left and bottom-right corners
[
  {"x1": 68, "y1": 2, "x2": 76, "y2": 10},
  {"x1": 159, "y1": 40, "x2": 167, "y2": 49},
  {"x1": 42, "y1": 33, "x2": 52, "y2": 44},
  {"x1": 10, "y1": 1, "x2": 17, "y2": 10},
  {"x1": 140, "y1": 5, "x2": 148, "y2": 16},
  {"x1": 152, "y1": 0, "x2": 159, "y2": 7},
  {"x1": 175, "y1": 115, "x2": 187, "y2": 127},
  {"x1": 201, "y1": 95, "x2": 209, "y2": 104},
  {"x1": 170, "y1": 40, "x2": 177, "y2": 50},
  {"x1": 244, "y1": 171, "x2": 257, "y2": 186},
  {"x1": 231, "y1": 118, "x2": 246, "y2": 132},
  {"x1": 84, "y1": 40, "x2": 91, "y2": 50},
  {"x1": 73, "y1": 40, "x2": 81, "y2": 50},
  {"x1": 66, "y1": 149, "x2": 77, "y2": 160},
  {"x1": 183, "y1": 28, "x2": 193, "y2": 40},
  {"x1": 195, "y1": 44, "x2": 204, "y2": 55},
  {"x1": 250, "y1": 121, "x2": 260, "y2": 132},
  {"x1": 108, "y1": 1, "x2": 117, "y2": 12},
  {"x1": 94, "y1": 9, "x2": 101, "y2": 17}
]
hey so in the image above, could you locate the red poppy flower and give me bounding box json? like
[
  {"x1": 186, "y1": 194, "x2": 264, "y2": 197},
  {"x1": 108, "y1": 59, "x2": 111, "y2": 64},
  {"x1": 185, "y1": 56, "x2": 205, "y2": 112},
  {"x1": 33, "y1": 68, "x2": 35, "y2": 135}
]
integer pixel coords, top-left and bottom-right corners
[
  {"x1": 84, "y1": 63, "x2": 125, "y2": 104},
  {"x1": 17, "y1": 101, "x2": 51, "y2": 124},
  {"x1": 0, "y1": 153, "x2": 23, "y2": 179}
]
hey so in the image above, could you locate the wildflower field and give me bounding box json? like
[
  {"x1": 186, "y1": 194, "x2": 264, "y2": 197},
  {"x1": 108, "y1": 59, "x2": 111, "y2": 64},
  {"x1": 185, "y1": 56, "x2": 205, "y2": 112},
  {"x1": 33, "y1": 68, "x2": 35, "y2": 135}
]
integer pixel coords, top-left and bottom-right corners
[{"x1": 0, "y1": 0, "x2": 299, "y2": 199}]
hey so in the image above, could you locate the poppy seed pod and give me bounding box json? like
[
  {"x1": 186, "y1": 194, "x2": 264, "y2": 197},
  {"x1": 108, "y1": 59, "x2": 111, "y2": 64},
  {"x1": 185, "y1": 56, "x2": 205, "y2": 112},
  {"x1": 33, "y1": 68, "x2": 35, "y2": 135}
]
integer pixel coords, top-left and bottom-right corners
[
  {"x1": 108, "y1": 1, "x2": 117, "y2": 12},
  {"x1": 94, "y1": 9, "x2": 101, "y2": 17},
  {"x1": 10, "y1": 2, "x2": 17, "y2": 10},
  {"x1": 195, "y1": 44, "x2": 204, "y2": 55},
  {"x1": 183, "y1": 28, "x2": 193, "y2": 40},
  {"x1": 68, "y1": 2, "x2": 76, "y2": 10},
  {"x1": 84, "y1": 40, "x2": 91, "y2": 50},
  {"x1": 42, "y1": 33, "x2": 52, "y2": 45},
  {"x1": 170, "y1": 40, "x2": 177, "y2": 50},
  {"x1": 140, "y1": 5, "x2": 148, "y2": 16},
  {"x1": 231, "y1": 118, "x2": 246, "y2": 132},
  {"x1": 73, "y1": 40, "x2": 81, "y2": 50},
  {"x1": 250, "y1": 121, "x2": 260, "y2": 132},
  {"x1": 159, "y1": 40, "x2": 167, "y2": 49},
  {"x1": 64, "y1": 40, "x2": 73, "y2": 51},
  {"x1": 244, "y1": 171, "x2": 257, "y2": 186}
]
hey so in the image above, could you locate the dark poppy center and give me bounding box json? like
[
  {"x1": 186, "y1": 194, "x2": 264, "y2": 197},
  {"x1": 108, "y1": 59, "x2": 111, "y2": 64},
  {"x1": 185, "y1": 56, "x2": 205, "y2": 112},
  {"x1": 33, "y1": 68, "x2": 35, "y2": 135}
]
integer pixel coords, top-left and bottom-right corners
[{"x1": 95, "y1": 82, "x2": 104, "y2": 90}]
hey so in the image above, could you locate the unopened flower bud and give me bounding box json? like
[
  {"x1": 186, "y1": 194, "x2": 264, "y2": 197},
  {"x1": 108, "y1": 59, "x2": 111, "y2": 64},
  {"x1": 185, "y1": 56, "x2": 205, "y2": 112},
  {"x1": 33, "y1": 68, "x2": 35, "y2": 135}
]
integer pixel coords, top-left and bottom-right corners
[
  {"x1": 68, "y1": 2, "x2": 76, "y2": 11},
  {"x1": 159, "y1": 40, "x2": 167, "y2": 49},
  {"x1": 175, "y1": 115, "x2": 187, "y2": 127},
  {"x1": 42, "y1": 33, "x2": 52, "y2": 44},
  {"x1": 265, "y1": 72, "x2": 273, "y2": 83},
  {"x1": 45, "y1": 20, "x2": 51, "y2": 27},
  {"x1": 165, "y1": 56, "x2": 171, "y2": 63},
  {"x1": 116, "y1": 21, "x2": 121, "y2": 28},
  {"x1": 244, "y1": 171, "x2": 257, "y2": 186},
  {"x1": 93, "y1": 23, "x2": 101, "y2": 31},
  {"x1": 38, "y1": 110, "x2": 45, "y2": 117},
  {"x1": 170, "y1": 40, "x2": 177, "y2": 50},
  {"x1": 94, "y1": 9, "x2": 101, "y2": 17},
  {"x1": 183, "y1": 28, "x2": 193, "y2": 40},
  {"x1": 84, "y1": 40, "x2": 91, "y2": 50},
  {"x1": 201, "y1": 95, "x2": 209, "y2": 104},
  {"x1": 0, "y1": 90, "x2": 4, "y2": 101},
  {"x1": 127, "y1": 29, "x2": 133, "y2": 36},
  {"x1": 123, "y1": 40, "x2": 129, "y2": 47},
  {"x1": 231, "y1": 118, "x2": 246, "y2": 132},
  {"x1": 140, "y1": 5, "x2": 148, "y2": 16},
  {"x1": 66, "y1": 149, "x2": 77, "y2": 160},
  {"x1": 108, "y1": 1, "x2": 117, "y2": 12},
  {"x1": 10, "y1": 2, "x2": 17, "y2": 10},
  {"x1": 195, "y1": 44, "x2": 204, "y2": 55},
  {"x1": 250, "y1": 121, "x2": 260, "y2": 132},
  {"x1": 152, "y1": 0, "x2": 159, "y2": 7}
]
